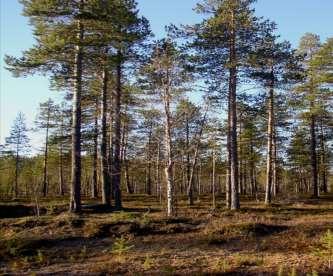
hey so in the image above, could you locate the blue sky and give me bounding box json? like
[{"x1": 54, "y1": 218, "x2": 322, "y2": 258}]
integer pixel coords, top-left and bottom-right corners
[{"x1": 1, "y1": 0, "x2": 333, "y2": 146}]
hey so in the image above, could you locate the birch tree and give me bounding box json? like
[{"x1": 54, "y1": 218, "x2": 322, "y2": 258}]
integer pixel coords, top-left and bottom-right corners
[{"x1": 141, "y1": 39, "x2": 191, "y2": 216}]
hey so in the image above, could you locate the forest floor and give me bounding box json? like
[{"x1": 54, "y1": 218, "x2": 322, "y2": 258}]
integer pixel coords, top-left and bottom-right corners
[{"x1": 1, "y1": 194, "x2": 333, "y2": 275}]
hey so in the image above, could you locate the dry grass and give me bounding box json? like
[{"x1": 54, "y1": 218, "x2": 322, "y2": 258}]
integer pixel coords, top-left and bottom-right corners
[{"x1": 1, "y1": 194, "x2": 333, "y2": 275}]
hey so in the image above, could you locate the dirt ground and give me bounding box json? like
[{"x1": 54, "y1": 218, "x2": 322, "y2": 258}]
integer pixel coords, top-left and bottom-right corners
[{"x1": 1, "y1": 194, "x2": 333, "y2": 275}]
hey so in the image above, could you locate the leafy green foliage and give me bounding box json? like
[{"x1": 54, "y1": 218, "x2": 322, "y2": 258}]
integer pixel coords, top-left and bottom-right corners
[
  {"x1": 313, "y1": 230, "x2": 333, "y2": 268},
  {"x1": 143, "y1": 254, "x2": 153, "y2": 270},
  {"x1": 111, "y1": 236, "x2": 134, "y2": 256}
]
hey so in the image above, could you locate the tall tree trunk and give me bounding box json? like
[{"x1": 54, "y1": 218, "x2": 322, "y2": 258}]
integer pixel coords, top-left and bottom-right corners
[
  {"x1": 310, "y1": 113, "x2": 318, "y2": 198},
  {"x1": 229, "y1": 10, "x2": 239, "y2": 210},
  {"x1": 197, "y1": 162, "x2": 202, "y2": 200},
  {"x1": 58, "y1": 142, "x2": 64, "y2": 196},
  {"x1": 187, "y1": 108, "x2": 207, "y2": 206},
  {"x1": 112, "y1": 57, "x2": 122, "y2": 210},
  {"x1": 58, "y1": 115, "x2": 65, "y2": 196},
  {"x1": 91, "y1": 99, "x2": 99, "y2": 199},
  {"x1": 265, "y1": 75, "x2": 274, "y2": 205},
  {"x1": 226, "y1": 84, "x2": 231, "y2": 209},
  {"x1": 185, "y1": 114, "x2": 191, "y2": 202},
  {"x1": 101, "y1": 64, "x2": 111, "y2": 206},
  {"x1": 42, "y1": 108, "x2": 50, "y2": 197},
  {"x1": 272, "y1": 129, "x2": 277, "y2": 197},
  {"x1": 320, "y1": 119, "x2": 327, "y2": 193},
  {"x1": 242, "y1": 161, "x2": 247, "y2": 195},
  {"x1": 124, "y1": 160, "x2": 132, "y2": 194},
  {"x1": 70, "y1": 13, "x2": 84, "y2": 213},
  {"x1": 165, "y1": 149, "x2": 174, "y2": 216},
  {"x1": 212, "y1": 149, "x2": 216, "y2": 210},
  {"x1": 14, "y1": 147, "x2": 19, "y2": 198},
  {"x1": 187, "y1": 145, "x2": 200, "y2": 206},
  {"x1": 123, "y1": 127, "x2": 133, "y2": 194},
  {"x1": 108, "y1": 96, "x2": 114, "y2": 199},
  {"x1": 181, "y1": 156, "x2": 185, "y2": 194},
  {"x1": 164, "y1": 88, "x2": 174, "y2": 217},
  {"x1": 156, "y1": 141, "x2": 162, "y2": 203},
  {"x1": 187, "y1": 154, "x2": 194, "y2": 205},
  {"x1": 146, "y1": 162, "x2": 152, "y2": 195},
  {"x1": 250, "y1": 142, "x2": 256, "y2": 197},
  {"x1": 145, "y1": 129, "x2": 152, "y2": 195},
  {"x1": 238, "y1": 119, "x2": 243, "y2": 195}
]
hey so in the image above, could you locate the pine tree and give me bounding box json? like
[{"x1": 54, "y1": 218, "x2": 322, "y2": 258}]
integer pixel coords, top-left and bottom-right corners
[
  {"x1": 191, "y1": 0, "x2": 265, "y2": 209},
  {"x1": 311, "y1": 38, "x2": 333, "y2": 193},
  {"x1": 5, "y1": 112, "x2": 30, "y2": 198},
  {"x1": 249, "y1": 27, "x2": 300, "y2": 204},
  {"x1": 205, "y1": 117, "x2": 224, "y2": 209},
  {"x1": 5, "y1": 0, "x2": 90, "y2": 212},
  {"x1": 235, "y1": 95, "x2": 264, "y2": 197},
  {"x1": 51, "y1": 102, "x2": 72, "y2": 196},
  {"x1": 138, "y1": 109, "x2": 162, "y2": 196},
  {"x1": 35, "y1": 98, "x2": 57, "y2": 197},
  {"x1": 287, "y1": 126, "x2": 311, "y2": 193},
  {"x1": 5, "y1": 0, "x2": 150, "y2": 211},
  {"x1": 174, "y1": 99, "x2": 203, "y2": 205},
  {"x1": 100, "y1": 55, "x2": 111, "y2": 206},
  {"x1": 109, "y1": 1, "x2": 150, "y2": 210},
  {"x1": 296, "y1": 33, "x2": 322, "y2": 198}
]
